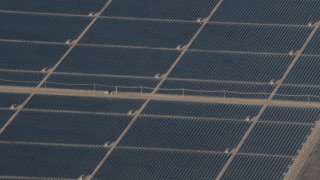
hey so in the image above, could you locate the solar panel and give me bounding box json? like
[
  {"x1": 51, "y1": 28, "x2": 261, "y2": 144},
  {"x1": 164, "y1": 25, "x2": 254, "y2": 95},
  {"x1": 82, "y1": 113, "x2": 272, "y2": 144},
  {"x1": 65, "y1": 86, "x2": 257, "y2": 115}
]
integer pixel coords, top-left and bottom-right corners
[
  {"x1": 0, "y1": 92, "x2": 29, "y2": 107},
  {"x1": 0, "y1": 42, "x2": 68, "y2": 70},
  {"x1": 0, "y1": 110, "x2": 14, "y2": 128},
  {"x1": 0, "y1": 0, "x2": 107, "y2": 15},
  {"x1": 212, "y1": 0, "x2": 320, "y2": 25},
  {"x1": 0, "y1": 143, "x2": 107, "y2": 178},
  {"x1": 262, "y1": 106, "x2": 320, "y2": 123},
  {"x1": 96, "y1": 148, "x2": 229, "y2": 179},
  {"x1": 222, "y1": 155, "x2": 292, "y2": 180},
  {"x1": 0, "y1": 13, "x2": 90, "y2": 42},
  {"x1": 102, "y1": 0, "x2": 219, "y2": 20},
  {"x1": 0, "y1": 71, "x2": 44, "y2": 87},
  {"x1": 120, "y1": 117, "x2": 250, "y2": 151},
  {"x1": 304, "y1": 30, "x2": 320, "y2": 54},
  {"x1": 285, "y1": 56, "x2": 320, "y2": 85},
  {"x1": 240, "y1": 123, "x2": 312, "y2": 156},
  {"x1": 192, "y1": 24, "x2": 311, "y2": 52},
  {"x1": 170, "y1": 51, "x2": 293, "y2": 82},
  {"x1": 0, "y1": 111, "x2": 132, "y2": 145},
  {"x1": 57, "y1": 46, "x2": 179, "y2": 77},
  {"x1": 81, "y1": 18, "x2": 200, "y2": 47}
]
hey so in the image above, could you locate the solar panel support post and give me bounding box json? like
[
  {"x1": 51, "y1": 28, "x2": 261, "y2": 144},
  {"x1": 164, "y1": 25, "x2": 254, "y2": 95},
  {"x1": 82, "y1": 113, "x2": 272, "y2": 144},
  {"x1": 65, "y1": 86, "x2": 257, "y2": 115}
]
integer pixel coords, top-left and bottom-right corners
[
  {"x1": 182, "y1": 88, "x2": 185, "y2": 96},
  {"x1": 223, "y1": 90, "x2": 226, "y2": 98},
  {"x1": 94, "y1": 84, "x2": 96, "y2": 92},
  {"x1": 308, "y1": 95, "x2": 310, "y2": 103},
  {"x1": 115, "y1": 86, "x2": 118, "y2": 94},
  {"x1": 140, "y1": 86, "x2": 143, "y2": 94}
]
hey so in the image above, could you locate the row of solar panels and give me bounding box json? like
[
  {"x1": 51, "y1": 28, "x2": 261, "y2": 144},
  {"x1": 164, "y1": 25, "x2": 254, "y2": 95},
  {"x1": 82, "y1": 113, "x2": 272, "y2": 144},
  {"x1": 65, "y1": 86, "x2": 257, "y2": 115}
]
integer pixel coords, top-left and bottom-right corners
[
  {"x1": 1, "y1": 13, "x2": 320, "y2": 53},
  {"x1": 87, "y1": 149, "x2": 291, "y2": 180},
  {"x1": 0, "y1": 93, "x2": 314, "y2": 154},
  {"x1": 2, "y1": 42, "x2": 320, "y2": 85},
  {"x1": 0, "y1": 92, "x2": 314, "y2": 179},
  {"x1": 0, "y1": 109, "x2": 312, "y2": 156},
  {"x1": 1, "y1": 0, "x2": 320, "y2": 25},
  {"x1": 0, "y1": 143, "x2": 292, "y2": 180}
]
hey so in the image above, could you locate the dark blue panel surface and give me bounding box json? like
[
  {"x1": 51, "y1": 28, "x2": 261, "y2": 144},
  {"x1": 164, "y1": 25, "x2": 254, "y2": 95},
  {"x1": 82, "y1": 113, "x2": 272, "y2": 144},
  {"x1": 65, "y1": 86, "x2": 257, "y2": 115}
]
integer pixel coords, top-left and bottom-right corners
[
  {"x1": 285, "y1": 56, "x2": 320, "y2": 85},
  {"x1": 0, "y1": 93, "x2": 28, "y2": 108},
  {"x1": 26, "y1": 94, "x2": 143, "y2": 113},
  {"x1": 121, "y1": 117, "x2": 249, "y2": 151},
  {"x1": 96, "y1": 149, "x2": 228, "y2": 179},
  {"x1": 46, "y1": 74, "x2": 158, "y2": 93},
  {"x1": 305, "y1": 30, "x2": 320, "y2": 54},
  {"x1": 222, "y1": 155, "x2": 292, "y2": 180},
  {"x1": 0, "y1": 143, "x2": 107, "y2": 178},
  {"x1": 0, "y1": 42, "x2": 67, "y2": 70},
  {"x1": 102, "y1": 0, "x2": 218, "y2": 20},
  {"x1": 262, "y1": 106, "x2": 320, "y2": 123},
  {"x1": 0, "y1": 0, "x2": 106, "y2": 14},
  {"x1": 275, "y1": 85, "x2": 320, "y2": 102},
  {"x1": 57, "y1": 46, "x2": 179, "y2": 77},
  {"x1": 212, "y1": 0, "x2": 320, "y2": 25},
  {"x1": 0, "y1": 110, "x2": 14, "y2": 128},
  {"x1": 240, "y1": 123, "x2": 312, "y2": 155},
  {"x1": 144, "y1": 101, "x2": 260, "y2": 119},
  {"x1": 160, "y1": 80, "x2": 274, "y2": 99},
  {"x1": 0, "y1": 71, "x2": 44, "y2": 87},
  {"x1": 0, "y1": 111, "x2": 131, "y2": 145},
  {"x1": 81, "y1": 18, "x2": 199, "y2": 48},
  {"x1": 192, "y1": 24, "x2": 310, "y2": 53},
  {"x1": 0, "y1": 13, "x2": 90, "y2": 42},
  {"x1": 171, "y1": 52, "x2": 292, "y2": 82}
]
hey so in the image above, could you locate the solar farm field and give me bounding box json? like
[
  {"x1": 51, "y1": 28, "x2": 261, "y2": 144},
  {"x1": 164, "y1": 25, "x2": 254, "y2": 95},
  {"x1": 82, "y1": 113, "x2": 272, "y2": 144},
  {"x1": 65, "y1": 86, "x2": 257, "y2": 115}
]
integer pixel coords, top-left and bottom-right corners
[{"x1": 1, "y1": 0, "x2": 320, "y2": 180}]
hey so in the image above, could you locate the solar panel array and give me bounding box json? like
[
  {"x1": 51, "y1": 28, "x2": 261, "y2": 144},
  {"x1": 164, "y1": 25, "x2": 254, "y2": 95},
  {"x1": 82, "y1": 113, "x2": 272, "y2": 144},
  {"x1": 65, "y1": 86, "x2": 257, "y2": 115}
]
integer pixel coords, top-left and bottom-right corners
[{"x1": 1, "y1": 0, "x2": 320, "y2": 179}]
